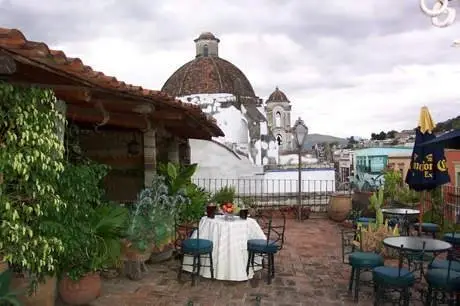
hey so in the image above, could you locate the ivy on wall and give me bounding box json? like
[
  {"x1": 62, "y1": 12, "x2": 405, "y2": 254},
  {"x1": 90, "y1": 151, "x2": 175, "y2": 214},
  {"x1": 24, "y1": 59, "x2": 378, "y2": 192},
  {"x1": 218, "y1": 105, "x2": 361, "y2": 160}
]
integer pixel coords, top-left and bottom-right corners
[{"x1": 0, "y1": 83, "x2": 65, "y2": 282}]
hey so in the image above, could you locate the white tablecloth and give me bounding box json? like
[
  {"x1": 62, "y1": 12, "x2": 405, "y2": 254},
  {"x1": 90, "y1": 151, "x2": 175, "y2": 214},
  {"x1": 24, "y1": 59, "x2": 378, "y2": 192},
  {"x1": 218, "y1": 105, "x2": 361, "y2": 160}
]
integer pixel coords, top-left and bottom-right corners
[{"x1": 182, "y1": 215, "x2": 266, "y2": 281}]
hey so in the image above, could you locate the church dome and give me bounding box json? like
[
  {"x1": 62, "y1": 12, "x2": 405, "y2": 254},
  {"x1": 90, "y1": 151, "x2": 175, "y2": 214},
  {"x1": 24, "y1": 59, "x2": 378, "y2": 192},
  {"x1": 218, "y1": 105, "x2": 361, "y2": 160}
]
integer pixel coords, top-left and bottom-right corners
[
  {"x1": 267, "y1": 87, "x2": 290, "y2": 103},
  {"x1": 161, "y1": 32, "x2": 256, "y2": 98}
]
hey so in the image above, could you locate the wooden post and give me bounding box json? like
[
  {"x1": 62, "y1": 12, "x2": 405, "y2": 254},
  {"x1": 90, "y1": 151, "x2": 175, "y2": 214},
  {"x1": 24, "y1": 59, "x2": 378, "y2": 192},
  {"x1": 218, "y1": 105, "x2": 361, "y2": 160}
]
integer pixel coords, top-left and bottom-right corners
[{"x1": 0, "y1": 52, "x2": 16, "y2": 75}]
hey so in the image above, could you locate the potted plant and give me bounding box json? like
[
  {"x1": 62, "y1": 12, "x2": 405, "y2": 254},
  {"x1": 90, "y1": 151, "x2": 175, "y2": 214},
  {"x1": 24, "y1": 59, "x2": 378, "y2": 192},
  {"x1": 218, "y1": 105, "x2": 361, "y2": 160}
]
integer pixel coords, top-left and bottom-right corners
[
  {"x1": 350, "y1": 174, "x2": 381, "y2": 217},
  {"x1": 124, "y1": 175, "x2": 188, "y2": 274},
  {"x1": 357, "y1": 188, "x2": 400, "y2": 255},
  {"x1": 58, "y1": 204, "x2": 128, "y2": 305},
  {"x1": 49, "y1": 160, "x2": 128, "y2": 305}
]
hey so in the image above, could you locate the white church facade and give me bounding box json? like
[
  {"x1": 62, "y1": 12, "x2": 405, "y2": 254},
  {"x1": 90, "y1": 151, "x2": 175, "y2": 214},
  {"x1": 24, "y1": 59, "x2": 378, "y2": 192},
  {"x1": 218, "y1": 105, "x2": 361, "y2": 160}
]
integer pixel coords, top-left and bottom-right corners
[{"x1": 161, "y1": 32, "x2": 334, "y2": 187}]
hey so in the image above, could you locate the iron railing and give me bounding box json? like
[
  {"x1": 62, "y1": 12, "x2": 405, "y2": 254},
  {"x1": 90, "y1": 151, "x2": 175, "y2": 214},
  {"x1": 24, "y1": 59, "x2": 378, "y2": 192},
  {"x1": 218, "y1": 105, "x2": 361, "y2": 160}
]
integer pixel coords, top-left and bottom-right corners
[
  {"x1": 442, "y1": 185, "x2": 460, "y2": 226},
  {"x1": 193, "y1": 178, "x2": 344, "y2": 213}
]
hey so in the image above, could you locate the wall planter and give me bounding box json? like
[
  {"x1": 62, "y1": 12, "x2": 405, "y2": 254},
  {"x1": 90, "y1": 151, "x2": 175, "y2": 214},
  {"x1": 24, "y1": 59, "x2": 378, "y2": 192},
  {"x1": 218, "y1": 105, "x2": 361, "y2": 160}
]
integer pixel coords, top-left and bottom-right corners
[
  {"x1": 58, "y1": 272, "x2": 101, "y2": 305},
  {"x1": 10, "y1": 274, "x2": 57, "y2": 306},
  {"x1": 328, "y1": 193, "x2": 352, "y2": 222}
]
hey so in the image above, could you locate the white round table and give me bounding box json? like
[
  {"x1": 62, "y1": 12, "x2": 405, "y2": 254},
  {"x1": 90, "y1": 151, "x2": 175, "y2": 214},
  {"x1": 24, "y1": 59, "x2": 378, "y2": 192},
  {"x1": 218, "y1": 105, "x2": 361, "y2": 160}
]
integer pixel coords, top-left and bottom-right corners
[{"x1": 182, "y1": 215, "x2": 266, "y2": 281}]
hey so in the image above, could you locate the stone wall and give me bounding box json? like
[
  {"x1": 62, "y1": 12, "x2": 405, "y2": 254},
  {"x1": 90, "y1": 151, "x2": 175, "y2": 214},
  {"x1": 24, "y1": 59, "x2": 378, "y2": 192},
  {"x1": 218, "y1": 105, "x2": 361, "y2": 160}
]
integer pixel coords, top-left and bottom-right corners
[{"x1": 78, "y1": 128, "x2": 144, "y2": 202}]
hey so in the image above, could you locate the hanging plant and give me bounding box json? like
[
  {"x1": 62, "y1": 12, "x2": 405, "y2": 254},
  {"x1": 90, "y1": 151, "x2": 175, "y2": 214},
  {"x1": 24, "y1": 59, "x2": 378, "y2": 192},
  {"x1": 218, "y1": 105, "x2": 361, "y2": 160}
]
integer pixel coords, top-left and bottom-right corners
[{"x1": 0, "y1": 82, "x2": 66, "y2": 287}]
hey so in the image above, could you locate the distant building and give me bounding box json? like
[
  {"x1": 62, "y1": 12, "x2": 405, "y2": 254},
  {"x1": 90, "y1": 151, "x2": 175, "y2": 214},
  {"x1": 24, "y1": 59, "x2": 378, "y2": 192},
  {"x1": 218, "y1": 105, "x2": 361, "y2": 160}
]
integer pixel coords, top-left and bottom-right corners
[
  {"x1": 333, "y1": 149, "x2": 354, "y2": 183},
  {"x1": 387, "y1": 151, "x2": 412, "y2": 181},
  {"x1": 353, "y1": 147, "x2": 414, "y2": 176}
]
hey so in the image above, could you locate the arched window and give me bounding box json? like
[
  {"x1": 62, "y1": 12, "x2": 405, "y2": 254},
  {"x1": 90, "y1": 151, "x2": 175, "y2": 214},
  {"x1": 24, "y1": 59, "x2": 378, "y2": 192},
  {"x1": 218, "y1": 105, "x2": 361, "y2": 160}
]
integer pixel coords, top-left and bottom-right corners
[
  {"x1": 276, "y1": 134, "x2": 283, "y2": 146},
  {"x1": 275, "y1": 111, "x2": 281, "y2": 127},
  {"x1": 203, "y1": 44, "x2": 209, "y2": 57}
]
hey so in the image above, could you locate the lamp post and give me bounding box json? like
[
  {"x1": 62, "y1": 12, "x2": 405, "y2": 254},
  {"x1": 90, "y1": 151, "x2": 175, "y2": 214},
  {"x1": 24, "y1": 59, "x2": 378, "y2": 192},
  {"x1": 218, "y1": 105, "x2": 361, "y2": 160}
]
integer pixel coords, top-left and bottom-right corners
[{"x1": 292, "y1": 117, "x2": 308, "y2": 221}]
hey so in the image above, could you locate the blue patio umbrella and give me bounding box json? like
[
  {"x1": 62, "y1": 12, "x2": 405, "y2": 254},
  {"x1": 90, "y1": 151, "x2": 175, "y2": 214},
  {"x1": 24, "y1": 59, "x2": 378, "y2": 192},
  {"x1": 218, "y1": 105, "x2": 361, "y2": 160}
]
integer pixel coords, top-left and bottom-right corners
[
  {"x1": 405, "y1": 107, "x2": 450, "y2": 231},
  {"x1": 419, "y1": 129, "x2": 460, "y2": 150},
  {"x1": 405, "y1": 128, "x2": 450, "y2": 190}
]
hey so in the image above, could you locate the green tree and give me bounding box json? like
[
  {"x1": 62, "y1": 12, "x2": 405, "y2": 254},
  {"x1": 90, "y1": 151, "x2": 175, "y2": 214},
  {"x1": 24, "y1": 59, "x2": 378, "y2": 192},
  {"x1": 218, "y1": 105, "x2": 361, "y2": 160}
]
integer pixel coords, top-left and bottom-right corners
[{"x1": 0, "y1": 83, "x2": 65, "y2": 285}]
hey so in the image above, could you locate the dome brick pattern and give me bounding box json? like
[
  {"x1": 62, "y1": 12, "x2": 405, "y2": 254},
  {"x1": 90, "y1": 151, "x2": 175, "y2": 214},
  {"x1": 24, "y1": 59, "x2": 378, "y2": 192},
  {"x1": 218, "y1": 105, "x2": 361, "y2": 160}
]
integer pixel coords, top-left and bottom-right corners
[
  {"x1": 162, "y1": 56, "x2": 256, "y2": 98},
  {"x1": 267, "y1": 87, "x2": 290, "y2": 103}
]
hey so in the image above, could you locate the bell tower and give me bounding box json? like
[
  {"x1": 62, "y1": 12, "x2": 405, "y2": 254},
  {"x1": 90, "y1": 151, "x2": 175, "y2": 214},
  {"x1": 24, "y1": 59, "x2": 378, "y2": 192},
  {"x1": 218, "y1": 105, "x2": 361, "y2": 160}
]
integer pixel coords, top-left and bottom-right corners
[{"x1": 265, "y1": 87, "x2": 293, "y2": 153}]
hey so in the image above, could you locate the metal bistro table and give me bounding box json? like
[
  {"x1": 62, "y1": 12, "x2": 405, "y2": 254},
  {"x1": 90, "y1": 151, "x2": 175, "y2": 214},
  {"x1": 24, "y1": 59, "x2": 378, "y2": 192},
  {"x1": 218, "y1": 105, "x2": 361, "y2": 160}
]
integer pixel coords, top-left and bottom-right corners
[
  {"x1": 383, "y1": 236, "x2": 452, "y2": 253},
  {"x1": 381, "y1": 208, "x2": 419, "y2": 236},
  {"x1": 383, "y1": 236, "x2": 453, "y2": 302}
]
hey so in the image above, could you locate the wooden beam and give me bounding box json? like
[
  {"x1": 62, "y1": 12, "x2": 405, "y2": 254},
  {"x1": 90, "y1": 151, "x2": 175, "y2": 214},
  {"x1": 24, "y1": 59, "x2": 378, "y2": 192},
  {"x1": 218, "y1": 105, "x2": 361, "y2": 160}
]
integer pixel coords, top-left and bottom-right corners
[
  {"x1": 66, "y1": 99, "x2": 183, "y2": 121},
  {"x1": 0, "y1": 51, "x2": 16, "y2": 75},
  {"x1": 66, "y1": 104, "x2": 147, "y2": 130},
  {"x1": 53, "y1": 88, "x2": 92, "y2": 102}
]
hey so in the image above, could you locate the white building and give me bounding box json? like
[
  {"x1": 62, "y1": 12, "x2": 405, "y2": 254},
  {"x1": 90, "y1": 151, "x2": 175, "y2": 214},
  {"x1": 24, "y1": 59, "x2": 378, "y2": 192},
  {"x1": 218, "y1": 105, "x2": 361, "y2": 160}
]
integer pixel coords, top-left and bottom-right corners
[{"x1": 161, "y1": 32, "x2": 335, "y2": 190}]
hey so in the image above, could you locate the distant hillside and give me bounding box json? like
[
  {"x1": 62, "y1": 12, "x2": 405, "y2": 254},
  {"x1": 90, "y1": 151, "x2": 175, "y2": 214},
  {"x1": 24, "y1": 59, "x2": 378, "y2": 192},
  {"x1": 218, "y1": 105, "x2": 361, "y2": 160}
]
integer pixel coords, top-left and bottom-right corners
[
  {"x1": 434, "y1": 115, "x2": 460, "y2": 133},
  {"x1": 303, "y1": 133, "x2": 348, "y2": 149}
]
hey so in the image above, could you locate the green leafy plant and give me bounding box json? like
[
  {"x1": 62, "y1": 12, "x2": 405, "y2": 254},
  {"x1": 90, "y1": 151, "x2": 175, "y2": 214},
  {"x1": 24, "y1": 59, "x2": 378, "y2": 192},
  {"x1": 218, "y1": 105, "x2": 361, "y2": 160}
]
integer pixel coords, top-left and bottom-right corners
[
  {"x1": 212, "y1": 186, "x2": 236, "y2": 205},
  {"x1": 0, "y1": 84, "x2": 66, "y2": 287},
  {"x1": 0, "y1": 270, "x2": 22, "y2": 306},
  {"x1": 396, "y1": 187, "x2": 421, "y2": 206},
  {"x1": 157, "y1": 162, "x2": 197, "y2": 195},
  {"x1": 383, "y1": 170, "x2": 402, "y2": 204},
  {"x1": 178, "y1": 184, "x2": 210, "y2": 223},
  {"x1": 347, "y1": 209, "x2": 362, "y2": 221},
  {"x1": 48, "y1": 161, "x2": 128, "y2": 281}
]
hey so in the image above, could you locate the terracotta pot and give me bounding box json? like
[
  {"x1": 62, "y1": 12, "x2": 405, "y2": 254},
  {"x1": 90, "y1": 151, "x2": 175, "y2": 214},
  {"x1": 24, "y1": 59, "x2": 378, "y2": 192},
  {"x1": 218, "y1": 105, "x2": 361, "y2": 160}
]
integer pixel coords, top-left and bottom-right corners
[
  {"x1": 328, "y1": 193, "x2": 352, "y2": 222},
  {"x1": 352, "y1": 191, "x2": 374, "y2": 217},
  {"x1": 10, "y1": 275, "x2": 57, "y2": 306},
  {"x1": 58, "y1": 272, "x2": 101, "y2": 305}
]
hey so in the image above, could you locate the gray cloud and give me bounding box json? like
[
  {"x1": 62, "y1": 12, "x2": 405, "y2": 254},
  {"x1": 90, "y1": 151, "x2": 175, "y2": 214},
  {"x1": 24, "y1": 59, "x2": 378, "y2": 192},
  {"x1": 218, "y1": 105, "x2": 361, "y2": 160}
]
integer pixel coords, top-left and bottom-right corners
[{"x1": 2, "y1": 0, "x2": 459, "y2": 137}]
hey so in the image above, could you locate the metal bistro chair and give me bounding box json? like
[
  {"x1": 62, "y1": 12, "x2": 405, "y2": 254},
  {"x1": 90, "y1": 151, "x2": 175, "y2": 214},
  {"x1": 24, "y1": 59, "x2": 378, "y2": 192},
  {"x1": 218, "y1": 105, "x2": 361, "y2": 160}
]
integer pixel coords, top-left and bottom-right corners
[
  {"x1": 372, "y1": 243, "x2": 420, "y2": 306},
  {"x1": 246, "y1": 210, "x2": 286, "y2": 285},
  {"x1": 413, "y1": 208, "x2": 441, "y2": 239},
  {"x1": 425, "y1": 247, "x2": 460, "y2": 305},
  {"x1": 176, "y1": 221, "x2": 214, "y2": 286},
  {"x1": 342, "y1": 227, "x2": 384, "y2": 302}
]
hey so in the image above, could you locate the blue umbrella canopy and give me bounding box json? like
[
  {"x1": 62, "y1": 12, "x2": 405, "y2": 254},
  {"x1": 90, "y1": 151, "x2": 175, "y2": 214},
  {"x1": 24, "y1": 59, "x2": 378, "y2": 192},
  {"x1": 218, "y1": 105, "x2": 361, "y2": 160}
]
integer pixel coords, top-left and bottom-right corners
[
  {"x1": 419, "y1": 129, "x2": 460, "y2": 150},
  {"x1": 405, "y1": 127, "x2": 450, "y2": 191}
]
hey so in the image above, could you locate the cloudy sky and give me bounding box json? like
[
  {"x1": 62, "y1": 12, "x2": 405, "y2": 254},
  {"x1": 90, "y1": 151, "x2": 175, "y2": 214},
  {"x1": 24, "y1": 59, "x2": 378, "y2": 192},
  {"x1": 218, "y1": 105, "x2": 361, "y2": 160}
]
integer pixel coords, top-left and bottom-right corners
[{"x1": 2, "y1": 0, "x2": 460, "y2": 138}]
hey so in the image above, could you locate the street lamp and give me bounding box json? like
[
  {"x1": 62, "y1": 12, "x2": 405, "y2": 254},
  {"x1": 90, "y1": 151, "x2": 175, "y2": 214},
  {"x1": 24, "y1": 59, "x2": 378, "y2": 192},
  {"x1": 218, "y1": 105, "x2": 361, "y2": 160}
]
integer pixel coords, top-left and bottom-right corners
[{"x1": 292, "y1": 117, "x2": 308, "y2": 221}]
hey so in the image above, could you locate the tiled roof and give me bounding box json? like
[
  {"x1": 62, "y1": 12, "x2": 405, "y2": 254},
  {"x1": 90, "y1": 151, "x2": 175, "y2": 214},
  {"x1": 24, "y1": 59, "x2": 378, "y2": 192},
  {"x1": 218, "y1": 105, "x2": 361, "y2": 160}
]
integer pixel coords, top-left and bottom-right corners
[
  {"x1": 267, "y1": 87, "x2": 289, "y2": 103},
  {"x1": 0, "y1": 27, "x2": 224, "y2": 138},
  {"x1": 161, "y1": 55, "x2": 256, "y2": 98}
]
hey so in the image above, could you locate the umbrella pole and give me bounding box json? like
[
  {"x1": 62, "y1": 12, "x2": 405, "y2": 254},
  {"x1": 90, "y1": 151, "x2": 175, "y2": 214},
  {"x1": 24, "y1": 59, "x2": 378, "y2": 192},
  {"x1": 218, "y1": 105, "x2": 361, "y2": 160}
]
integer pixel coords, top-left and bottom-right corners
[{"x1": 418, "y1": 191, "x2": 425, "y2": 235}]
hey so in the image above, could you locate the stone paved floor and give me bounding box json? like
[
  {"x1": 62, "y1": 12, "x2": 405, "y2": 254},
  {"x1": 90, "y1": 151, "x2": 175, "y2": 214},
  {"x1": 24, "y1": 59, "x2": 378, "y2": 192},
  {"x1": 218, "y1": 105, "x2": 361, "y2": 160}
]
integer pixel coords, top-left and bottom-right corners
[{"x1": 65, "y1": 218, "x2": 425, "y2": 306}]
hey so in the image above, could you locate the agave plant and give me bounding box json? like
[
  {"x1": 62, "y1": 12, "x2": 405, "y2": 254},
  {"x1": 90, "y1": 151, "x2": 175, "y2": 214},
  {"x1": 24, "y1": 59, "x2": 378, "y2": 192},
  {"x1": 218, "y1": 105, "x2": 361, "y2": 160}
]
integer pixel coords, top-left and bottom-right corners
[
  {"x1": 369, "y1": 188, "x2": 384, "y2": 226},
  {"x1": 126, "y1": 175, "x2": 190, "y2": 251}
]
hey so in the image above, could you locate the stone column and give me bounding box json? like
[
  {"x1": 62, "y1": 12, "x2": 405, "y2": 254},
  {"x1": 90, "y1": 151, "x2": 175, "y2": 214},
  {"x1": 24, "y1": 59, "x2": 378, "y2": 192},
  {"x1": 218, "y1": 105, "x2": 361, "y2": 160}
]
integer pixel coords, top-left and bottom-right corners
[
  {"x1": 168, "y1": 137, "x2": 180, "y2": 164},
  {"x1": 143, "y1": 129, "x2": 157, "y2": 187}
]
